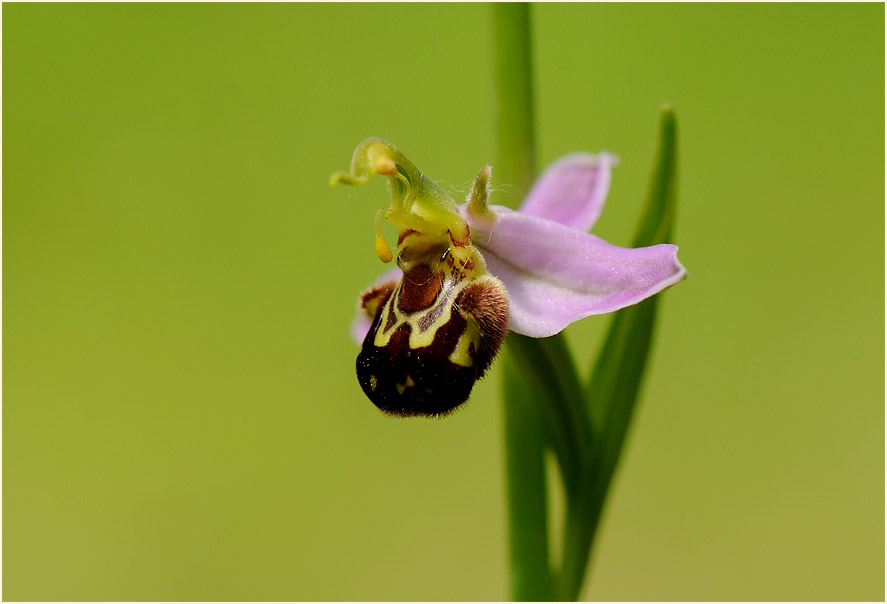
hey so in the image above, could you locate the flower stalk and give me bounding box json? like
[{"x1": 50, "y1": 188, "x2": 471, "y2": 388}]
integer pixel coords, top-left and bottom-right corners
[{"x1": 492, "y1": 4, "x2": 558, "y2": 601}]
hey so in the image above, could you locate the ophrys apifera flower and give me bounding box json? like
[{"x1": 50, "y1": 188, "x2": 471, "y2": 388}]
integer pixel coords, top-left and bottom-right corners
[{"x1": 332, "y1": 138, "x2": 686, "y2": 418}]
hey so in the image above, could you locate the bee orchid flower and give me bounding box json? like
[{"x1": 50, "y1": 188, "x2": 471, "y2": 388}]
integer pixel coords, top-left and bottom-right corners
[{"x1": 332, "y1": 138, "x2": 686, "y2": 418}]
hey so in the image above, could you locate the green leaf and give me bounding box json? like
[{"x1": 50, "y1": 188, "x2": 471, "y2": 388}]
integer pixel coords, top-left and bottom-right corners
[
  {"x1": 632, "y1": 105, "x2": 678, "y2": 248},
  {"x1": 558, "y1": 105, "x2": 679, "y2": 600},
  {"x1": 506, "y1": 333, "x2": 589, "y2": 496}
]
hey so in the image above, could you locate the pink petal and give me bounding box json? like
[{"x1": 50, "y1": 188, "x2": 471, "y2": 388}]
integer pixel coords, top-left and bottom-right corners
[
  {"x1": 464, "y1": 205, "x2": 686, "y2": 338},
  {"x1": 519, "y1": 152, "x2": 617, "y2": 232},
  {"x1": 349, "y1": 266, "x2": 402, "y2": 344},
  {"x1": 350, "y1": 314, "x2": 374, "y2": 345}
]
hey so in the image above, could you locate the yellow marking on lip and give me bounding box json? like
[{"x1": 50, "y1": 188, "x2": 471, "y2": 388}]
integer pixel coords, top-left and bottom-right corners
[
  {"x1": 369, "y1": 375, "x2": 378, "y2": 391},
  {"x1": 395, "y1": 374, "x2": 416, "y2": 394},
  {"x1": 370, "y1": 225, "x2": 490, "y2": 352},
  {"x1": 448, "y1": 324, "x2": 479, "y2": 367},
  {"x1": 372, "y1": 279, "x2": 470, "y2": 350}
]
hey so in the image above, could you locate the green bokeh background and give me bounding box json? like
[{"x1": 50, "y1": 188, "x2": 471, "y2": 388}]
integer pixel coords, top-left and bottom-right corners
[{"x1": 4, "y1": 3, "x2": 883, "y2": 601}]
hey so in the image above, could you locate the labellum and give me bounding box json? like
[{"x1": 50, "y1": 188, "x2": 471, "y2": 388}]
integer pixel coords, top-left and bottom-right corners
[{"x1": 356, "y1": 233, "x2": 509, "y2": 417}]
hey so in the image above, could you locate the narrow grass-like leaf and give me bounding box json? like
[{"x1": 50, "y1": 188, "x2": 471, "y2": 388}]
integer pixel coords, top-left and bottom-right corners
[
  {"x1": 632, "y1": 105, "x2": 677, "y2": 249},
  {"x1": 559, "y1": 106, "x2": 679, "y2": 600}
]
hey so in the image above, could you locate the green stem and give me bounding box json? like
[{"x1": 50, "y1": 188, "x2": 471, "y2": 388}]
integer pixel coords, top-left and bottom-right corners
[
  {"x1": 501, "y1": 352, "x2": 555, "y2": 601},
  {"x1": 492, "y1": 2, "x2": 536, "y2": 206},
  {"x1": 492, "y1": 4, "x2": 557, "y2": 601}
]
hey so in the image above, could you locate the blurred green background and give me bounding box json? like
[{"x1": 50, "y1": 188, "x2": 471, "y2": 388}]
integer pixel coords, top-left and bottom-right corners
[{"x1": 4, "y1": 3, "x2": 883, "y2": 601}]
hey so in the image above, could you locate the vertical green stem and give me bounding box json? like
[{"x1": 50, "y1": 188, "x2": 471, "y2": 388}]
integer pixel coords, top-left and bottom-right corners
[
  {"x1": 492, "y1": 4, "x2": 555, "y2": 601},
  {"x1": 501, "y1": 350, "x2": 554, "y2": 601},
  {"x1": 492, "y1": 2, "x2": 536, "y2": 205}
]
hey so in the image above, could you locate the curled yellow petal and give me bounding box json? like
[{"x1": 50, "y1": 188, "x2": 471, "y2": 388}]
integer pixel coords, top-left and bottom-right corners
[{"x1": 374, "y1": 208, "x2": 393, "y2": 263}]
